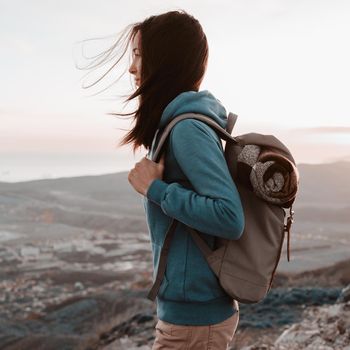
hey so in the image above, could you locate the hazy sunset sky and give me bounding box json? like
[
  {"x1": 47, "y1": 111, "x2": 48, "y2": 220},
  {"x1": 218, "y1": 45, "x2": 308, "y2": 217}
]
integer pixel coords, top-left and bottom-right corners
[{"x1": 1, "y1": 0, "x2": 350, "y2": 181}]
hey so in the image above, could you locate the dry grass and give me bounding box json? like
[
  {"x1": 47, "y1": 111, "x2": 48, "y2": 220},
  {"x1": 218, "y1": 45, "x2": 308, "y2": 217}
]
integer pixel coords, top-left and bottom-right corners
[{"x1": 76, "y1": 298, "x2": 154, "y2": 350}]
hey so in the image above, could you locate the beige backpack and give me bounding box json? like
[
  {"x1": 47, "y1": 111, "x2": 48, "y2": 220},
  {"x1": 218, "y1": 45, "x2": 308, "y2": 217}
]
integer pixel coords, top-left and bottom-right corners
[{"x1": 147, "y1": 112, "x2": 300, "y2": 304}]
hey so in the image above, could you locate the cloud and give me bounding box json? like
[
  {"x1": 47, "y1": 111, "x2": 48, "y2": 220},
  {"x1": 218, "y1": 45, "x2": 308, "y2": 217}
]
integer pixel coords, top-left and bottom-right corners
[
  {"x1": 288, "y1": 126, "x2": 350, "y2": 134},
  {"x1": 0, "y1": 37, "x2": 35, "y2": 55}
]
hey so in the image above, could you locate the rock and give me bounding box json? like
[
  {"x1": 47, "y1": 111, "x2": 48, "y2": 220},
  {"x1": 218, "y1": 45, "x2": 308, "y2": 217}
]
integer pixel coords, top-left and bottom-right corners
[
  {"x1": 74, "y1": 281, "x2": 84, "y2": 290},
  {"x1": 273, "y1": 301, "x2": 350, "y2": 349},
  {"x1": 274, "y1": 323, "x2": 319, "y2": 345},
  {"x1": 337, "y1": 318, "x2": 346, "y2": 334},
  {"x1": 337, "y1": 284, "x2": 350, "y2": 303},
  {"x1": 103, "y1": 335, "x2": 151, "y2": 350}
]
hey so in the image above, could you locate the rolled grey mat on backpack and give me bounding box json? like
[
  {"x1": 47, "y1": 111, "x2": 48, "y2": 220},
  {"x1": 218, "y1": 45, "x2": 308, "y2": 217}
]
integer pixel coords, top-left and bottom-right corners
[{"x1": 237, "y1": 144, "x2": 299, "y2": 206}]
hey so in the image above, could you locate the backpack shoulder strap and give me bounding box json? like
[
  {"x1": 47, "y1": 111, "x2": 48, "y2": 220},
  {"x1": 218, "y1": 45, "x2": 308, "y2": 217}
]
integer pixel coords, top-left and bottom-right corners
[
  {"x1": 151, "y1": 112, "x2": 241, "y2": 163},
  {"x1": 147, "y1": 218, "x2": 178, "y2": 301},
  {"x1": 226, "y1": 112, "x2": 238, "y2": 135}
]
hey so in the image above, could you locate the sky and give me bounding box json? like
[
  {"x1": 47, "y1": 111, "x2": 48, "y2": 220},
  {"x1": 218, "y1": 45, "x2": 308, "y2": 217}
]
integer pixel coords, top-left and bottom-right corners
[{"x1": 1, "y1": 0, "x2": 350, "y2": 182}]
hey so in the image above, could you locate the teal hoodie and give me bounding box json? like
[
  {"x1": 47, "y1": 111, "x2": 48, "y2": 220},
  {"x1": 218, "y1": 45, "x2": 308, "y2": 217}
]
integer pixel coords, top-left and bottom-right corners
[{"x1": 143, "y1": 89, "x2": 245, "y2": 326}]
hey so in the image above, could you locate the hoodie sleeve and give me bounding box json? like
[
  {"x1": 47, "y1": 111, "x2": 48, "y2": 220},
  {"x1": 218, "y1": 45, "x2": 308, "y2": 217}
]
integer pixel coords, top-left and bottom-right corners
[{"x1": 146, "y1": 118, "x2": 245, "y2": 240}]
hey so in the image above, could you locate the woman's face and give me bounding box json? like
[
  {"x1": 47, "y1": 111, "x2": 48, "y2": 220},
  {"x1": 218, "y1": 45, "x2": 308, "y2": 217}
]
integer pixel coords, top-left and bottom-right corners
[{"x1": 129, "y1": 30, "x2": 142, "y2": 87}]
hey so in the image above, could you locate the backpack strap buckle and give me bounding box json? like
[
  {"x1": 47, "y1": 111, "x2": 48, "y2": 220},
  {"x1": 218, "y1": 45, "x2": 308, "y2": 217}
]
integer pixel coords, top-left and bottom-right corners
[{"x1": 284, "y1": 206, "x2": 294, "y2": 262}]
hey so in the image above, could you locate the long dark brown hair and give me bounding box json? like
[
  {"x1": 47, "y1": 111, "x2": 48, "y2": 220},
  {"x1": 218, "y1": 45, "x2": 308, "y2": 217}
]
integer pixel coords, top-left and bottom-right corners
[{"x1": 76, "y1": 9, "x2": 209, "y2": 155}]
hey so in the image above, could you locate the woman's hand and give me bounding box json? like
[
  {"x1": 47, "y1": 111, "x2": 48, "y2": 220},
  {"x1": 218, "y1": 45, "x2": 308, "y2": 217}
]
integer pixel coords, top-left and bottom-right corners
[{"x1": 128, "y1": 154, "x2": 165, "y2": 196}]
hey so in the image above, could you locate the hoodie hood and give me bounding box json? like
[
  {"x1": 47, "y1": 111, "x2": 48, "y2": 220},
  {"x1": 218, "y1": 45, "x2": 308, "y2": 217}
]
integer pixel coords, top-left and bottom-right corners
[
  {"x1": 159, "y1": 89, "x2": 228, "y2": 130},
  {"x1": 148, "y1": 90, "x2": 228, "y2": 158}
]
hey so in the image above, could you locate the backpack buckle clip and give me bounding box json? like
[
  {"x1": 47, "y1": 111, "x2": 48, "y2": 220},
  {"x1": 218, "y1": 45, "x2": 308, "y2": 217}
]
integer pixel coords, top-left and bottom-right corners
[{"x1": 284, "y1": 206, "x2": 294, "y2": 262}]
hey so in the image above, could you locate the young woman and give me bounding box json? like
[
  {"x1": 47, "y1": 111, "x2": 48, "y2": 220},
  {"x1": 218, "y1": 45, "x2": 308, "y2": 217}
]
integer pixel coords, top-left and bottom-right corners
[
  {"x1": 126, "y1": 10, "x2": 245, "y2": 350},
  {"x1": 81, "y1": 9, "x2": 245, "y2": 350}
]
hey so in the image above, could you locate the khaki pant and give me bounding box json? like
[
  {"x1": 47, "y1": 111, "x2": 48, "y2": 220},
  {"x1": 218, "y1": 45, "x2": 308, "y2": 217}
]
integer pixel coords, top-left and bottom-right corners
[{"x1": 152, "y1": 311, "x2": 239, "y2": 350}]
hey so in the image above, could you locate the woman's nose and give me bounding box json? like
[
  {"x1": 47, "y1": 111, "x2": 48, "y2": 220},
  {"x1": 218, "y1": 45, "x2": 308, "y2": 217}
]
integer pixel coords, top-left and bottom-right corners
[{"x1": 129, "y1": 63, "x2": 136, "y2": 75}]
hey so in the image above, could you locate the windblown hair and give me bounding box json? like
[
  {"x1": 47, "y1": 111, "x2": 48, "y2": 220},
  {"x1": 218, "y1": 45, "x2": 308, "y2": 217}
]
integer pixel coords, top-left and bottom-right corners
[{"x1": 76, "y1": 9, "x2": 209, "y2": 154}]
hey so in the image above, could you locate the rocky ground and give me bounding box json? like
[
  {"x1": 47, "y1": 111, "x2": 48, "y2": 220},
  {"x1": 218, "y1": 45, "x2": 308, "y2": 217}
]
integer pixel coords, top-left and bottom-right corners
[
  {"x1": 1, "y1": 170, "x2": 350, "y2": 349},
  {"x1": 1, "y1": 228, "x2": 349, "y2": 350},
  {"x1": 242, "y1": 288, "x2": 350, "y2": 350},
  {"x1": 70, "y1": 284, "x2": 350, "y2": 350},
  {"x1": 1, "y1": 271, "x2": 349, "y2": 350},
  {"x1": 1, "y1": 224, "x2": 349, "y2": 350}
]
